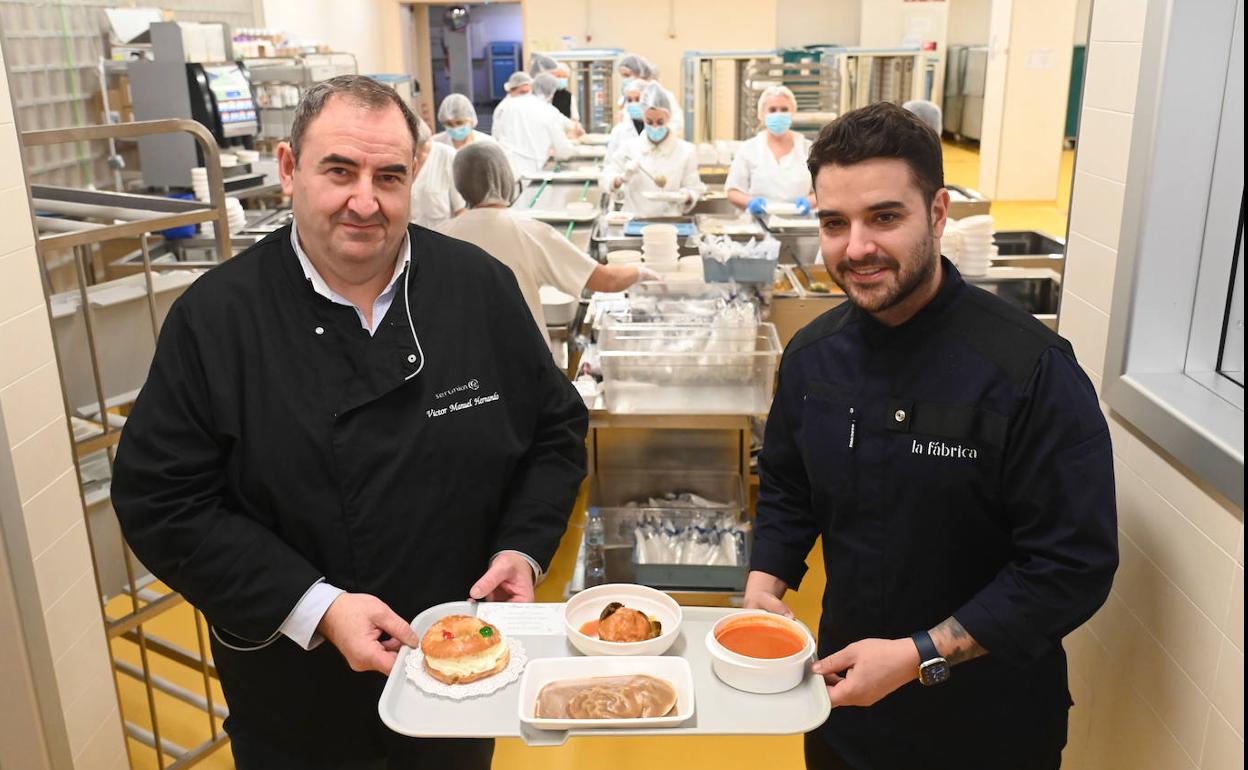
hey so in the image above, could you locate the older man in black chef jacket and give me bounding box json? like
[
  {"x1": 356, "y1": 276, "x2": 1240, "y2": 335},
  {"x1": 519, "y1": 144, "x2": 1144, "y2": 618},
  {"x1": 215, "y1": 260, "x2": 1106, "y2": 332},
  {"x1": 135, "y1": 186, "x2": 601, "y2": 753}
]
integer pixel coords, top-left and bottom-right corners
[
  {"x1": 746, "y1": 103, "x2": 1118, "y2": 770},
  {"x1": 112, "y1": 75, "x2": 588, "y2": 769}
]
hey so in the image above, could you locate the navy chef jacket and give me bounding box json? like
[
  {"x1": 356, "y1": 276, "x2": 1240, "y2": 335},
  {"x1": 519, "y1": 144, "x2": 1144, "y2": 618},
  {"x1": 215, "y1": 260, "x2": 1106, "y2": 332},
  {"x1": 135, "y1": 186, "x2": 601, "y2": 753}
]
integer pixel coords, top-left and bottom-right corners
[
  {"x1": 752, "y1": 258, "x2": 1118, "y2": 769},
  {"x1": 111, "y1": 224, "x2": 588, "y2": 760}
]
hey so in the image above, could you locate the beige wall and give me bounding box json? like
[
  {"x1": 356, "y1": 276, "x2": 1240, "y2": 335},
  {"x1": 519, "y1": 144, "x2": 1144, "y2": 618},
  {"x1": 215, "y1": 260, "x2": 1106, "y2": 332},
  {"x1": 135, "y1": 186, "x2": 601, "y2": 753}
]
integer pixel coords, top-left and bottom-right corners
[
  {"x1": 523, "y1": 0, "x2": 778, "y2": 106},
  {"x1": 0, "y1": 43, "x2": 128, "y2": 770},
  {"x1": 1058, "y1": 1, "x2": 1245, "y2": 768},
  {"x1": 777, "y1": 0, "x2": 860, "y2": 48},
  {"x1": 262, "y1": 0, "x2": 404, "y2": 75}
]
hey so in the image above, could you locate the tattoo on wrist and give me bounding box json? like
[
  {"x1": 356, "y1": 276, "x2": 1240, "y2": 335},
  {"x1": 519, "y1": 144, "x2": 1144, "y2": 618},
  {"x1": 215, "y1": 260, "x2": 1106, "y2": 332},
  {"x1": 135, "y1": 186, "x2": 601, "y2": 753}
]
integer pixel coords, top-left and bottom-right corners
[{"x1": 928, "y1": 617, "x2": 986, "y2": 666}]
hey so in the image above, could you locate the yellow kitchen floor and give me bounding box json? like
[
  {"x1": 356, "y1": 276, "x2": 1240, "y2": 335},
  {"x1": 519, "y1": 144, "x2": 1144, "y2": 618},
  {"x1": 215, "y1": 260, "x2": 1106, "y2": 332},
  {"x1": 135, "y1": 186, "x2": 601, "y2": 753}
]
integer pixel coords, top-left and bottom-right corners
[{"x1": 107, "y1": 140, "x2": 1074, "y2": 770}]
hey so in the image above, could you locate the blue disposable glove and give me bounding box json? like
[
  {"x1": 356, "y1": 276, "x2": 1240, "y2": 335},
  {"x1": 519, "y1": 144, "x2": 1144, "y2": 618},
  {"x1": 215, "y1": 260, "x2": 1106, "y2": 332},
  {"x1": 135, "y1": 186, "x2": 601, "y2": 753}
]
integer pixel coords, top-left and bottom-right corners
[
  {"x1": 747, "y1": 197, "x2": 768, "y2": 216},
  {"x1": 794, "y1": 197, "x2": 813, "y2": 216}
]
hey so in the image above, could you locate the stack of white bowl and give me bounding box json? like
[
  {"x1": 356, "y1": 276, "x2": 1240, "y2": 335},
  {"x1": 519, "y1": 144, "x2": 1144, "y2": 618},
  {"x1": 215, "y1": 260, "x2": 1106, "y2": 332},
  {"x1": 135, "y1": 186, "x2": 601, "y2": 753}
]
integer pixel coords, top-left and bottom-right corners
[
  {"x1": 201, "y1": 198, "x2": 247, "y2": 237},
  {"x1": 640, "y1": 224, "x2": 680, "y2": 273},
  {"x1": 943, "y1": 215, "x2": 996, "y2": 277},
  {"x1": 235, "y1": 149, "x2": 261, "y2": 165}
]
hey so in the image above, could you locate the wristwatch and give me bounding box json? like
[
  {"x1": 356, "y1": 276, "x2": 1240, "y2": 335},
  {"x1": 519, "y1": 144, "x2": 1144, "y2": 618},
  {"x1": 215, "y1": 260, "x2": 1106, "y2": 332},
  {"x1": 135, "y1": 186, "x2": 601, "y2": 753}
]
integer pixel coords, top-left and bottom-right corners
[{"x1": 911, "y1": 630, "x2": 951, "y2": 686}]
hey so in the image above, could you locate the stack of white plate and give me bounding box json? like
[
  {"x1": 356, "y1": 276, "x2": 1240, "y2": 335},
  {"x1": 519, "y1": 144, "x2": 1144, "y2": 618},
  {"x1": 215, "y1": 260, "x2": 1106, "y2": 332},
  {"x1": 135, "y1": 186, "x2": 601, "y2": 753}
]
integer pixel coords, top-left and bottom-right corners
[
  {"x1": 235, "y1": 149, "x2": 261, "y2": 165},
  {"x1": 201, "y1": 198, "x2": 247, "y2": 237},
  {"x1": 190, "y1": 167, "x2": 212, "y2": 202},
  {"x1": 943, "y1": 215, "x2": 995, "y2": 277},
  {"x1": 641, "y1": 224, "x2": 680, "y2": 272}
]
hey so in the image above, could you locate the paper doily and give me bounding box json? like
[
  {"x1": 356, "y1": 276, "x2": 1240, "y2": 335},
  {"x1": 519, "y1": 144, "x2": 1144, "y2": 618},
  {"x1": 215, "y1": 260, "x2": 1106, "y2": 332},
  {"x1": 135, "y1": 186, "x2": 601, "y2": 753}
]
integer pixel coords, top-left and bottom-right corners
[{"x1": 404, "y1": 638, "x2": 527, "y2": 700}]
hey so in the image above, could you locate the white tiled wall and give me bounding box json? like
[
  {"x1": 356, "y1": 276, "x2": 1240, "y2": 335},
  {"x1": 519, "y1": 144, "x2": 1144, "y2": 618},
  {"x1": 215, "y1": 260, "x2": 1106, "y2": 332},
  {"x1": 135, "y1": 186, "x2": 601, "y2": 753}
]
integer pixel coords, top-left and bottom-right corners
[
  {"x1": 1059, "y1": 2, "x2": 1245, "y2": 768},
  {"x1": 0, "y1": 45, "x2": 128, "y2": 770}
]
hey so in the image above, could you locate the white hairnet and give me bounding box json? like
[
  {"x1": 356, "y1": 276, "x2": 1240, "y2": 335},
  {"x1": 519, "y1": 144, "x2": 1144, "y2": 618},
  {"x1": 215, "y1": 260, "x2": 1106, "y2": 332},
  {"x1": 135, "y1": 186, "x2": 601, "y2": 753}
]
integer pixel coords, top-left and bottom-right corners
[
  {"x1": 437, "y1": 93, "x2": 477, "y2": 127},
  {"x1": 453, "y1": 142, "x2": 515, "y2": 207},
  {"x1": 504, "y1": 71, "x2": 533, "y2": 92},
  {"x1": 622, "y1": 78, "x2": 649, "y2": 97},
  {"x1": 903, "y1": 100, "x2": 943, "y2": 136},
  {"x1": 617, "y1": 53, "x2": 655, "y2": 80},
  {"x1": 640, "y1": 82, "x2": 673, "y2": 115},
  {"x1": 532, "y1": 72, "x2": 559, "y2": 100},
  {"x1": 756, "y1": 85, "x2": 797, "y2": 119},
  {"x1": 529, "y1": 53, "x2": 559, "y2": 75}
]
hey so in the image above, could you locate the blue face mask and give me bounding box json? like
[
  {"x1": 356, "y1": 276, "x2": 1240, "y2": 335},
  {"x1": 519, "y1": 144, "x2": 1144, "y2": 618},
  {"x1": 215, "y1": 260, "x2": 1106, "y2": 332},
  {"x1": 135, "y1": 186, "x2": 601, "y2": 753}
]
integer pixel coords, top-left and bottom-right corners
[
  {"x1": 625, "y1": 102, "x2": 644, "y2": 120},
  {"x1": 645, "y1": 124, "x2": 669, "y2": 143},
  {"x1": 557, "y1": 77, "x2": 569, "y2": 90},
  {"x1": 620, "y1": 78, "x2": 634, "y2": 96},
  {"x1": 448, "y1": 125, "x2": 472, "y2": 142},
  {"x1": 764, "y1": 112, "x2": 793, "y2": 136}
]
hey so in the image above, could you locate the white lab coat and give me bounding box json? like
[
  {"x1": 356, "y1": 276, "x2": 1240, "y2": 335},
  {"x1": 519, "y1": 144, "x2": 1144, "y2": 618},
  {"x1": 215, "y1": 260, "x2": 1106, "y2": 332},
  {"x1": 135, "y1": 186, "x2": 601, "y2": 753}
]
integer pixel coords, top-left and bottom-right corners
[
  {"x1": 605, "y1": 118, "x2": 642, "y2": 166},
  {"x1": 493, "y1": 95, "x2": 577, "y2": 176},
  {"x1": 724, "y1": 131, "x2": 813, "y2": 203},
  {"x1": 431, "y1": 129, "x2": 495, "y2": 151},
  {"x1": 409, "y1": 142, "x2": 465, "y2": 230},
  {"x1": 600, "y1": 132, "x2": 706, "y2": 217},
  {"x1": 438, "y1": 207, "x2": 598, "y2": 346}
]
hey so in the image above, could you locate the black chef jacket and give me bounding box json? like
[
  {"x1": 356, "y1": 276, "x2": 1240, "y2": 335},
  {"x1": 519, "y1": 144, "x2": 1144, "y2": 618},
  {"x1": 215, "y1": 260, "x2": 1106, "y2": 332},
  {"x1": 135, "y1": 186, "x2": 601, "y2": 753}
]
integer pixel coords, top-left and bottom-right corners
[
  {"x1": 752, "y1": 259, "x2": 1117, "y2": 770},
  {"x1": 111, "y1": 224, "x2": 588, "y2": 760}
]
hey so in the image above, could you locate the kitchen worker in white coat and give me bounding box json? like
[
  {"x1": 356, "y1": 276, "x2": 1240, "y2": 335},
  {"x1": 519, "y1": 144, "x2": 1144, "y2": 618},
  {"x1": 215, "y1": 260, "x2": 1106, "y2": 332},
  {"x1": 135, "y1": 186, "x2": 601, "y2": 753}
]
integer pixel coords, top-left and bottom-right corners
[
  {"x1": 615, "y1": 53, "x2": 683, "y2": 137},
  {"x1": 409, "y1": 117, "x2": 464, "y2": 229},
  {"x1": 496, "y1": 73, "x2": 577, "y2": 177},
  {"x1": 601, "y1": 83, "x2": 705, "y2": 217},
  {"x1": 605, "y1": 77, "x2": 648, "y2": 164},
  {"x1": 490, "y1": 71, "x2": 532, "y2": 145},
  {"x1": 726, "y1": 85, "x2": 814, "y2": 217},
  {"x1": 440, "y1": 143, "x2": 656, "y2": 345},
  {"x1": 432, "y1": 93, "x2": 493, "y2": 151}
]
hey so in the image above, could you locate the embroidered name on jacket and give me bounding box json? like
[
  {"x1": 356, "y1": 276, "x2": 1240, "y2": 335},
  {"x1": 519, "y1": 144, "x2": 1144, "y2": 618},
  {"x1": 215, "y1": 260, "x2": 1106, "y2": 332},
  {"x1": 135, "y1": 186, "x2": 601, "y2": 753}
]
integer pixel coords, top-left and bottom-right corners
[
  {"x1": 911, "y1": 439, "x2": 978, "y2": 460},
  {"x1": 426, "y1": 392, "x2": 500, "y2": 418}
]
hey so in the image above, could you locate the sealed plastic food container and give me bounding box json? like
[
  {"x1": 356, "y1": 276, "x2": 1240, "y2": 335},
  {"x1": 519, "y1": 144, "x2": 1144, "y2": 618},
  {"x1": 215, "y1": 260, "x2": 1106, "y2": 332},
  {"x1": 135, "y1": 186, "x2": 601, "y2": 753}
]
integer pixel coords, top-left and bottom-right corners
[{"x1": 598, "y1": 320, "x2": 781, "y2": 414}]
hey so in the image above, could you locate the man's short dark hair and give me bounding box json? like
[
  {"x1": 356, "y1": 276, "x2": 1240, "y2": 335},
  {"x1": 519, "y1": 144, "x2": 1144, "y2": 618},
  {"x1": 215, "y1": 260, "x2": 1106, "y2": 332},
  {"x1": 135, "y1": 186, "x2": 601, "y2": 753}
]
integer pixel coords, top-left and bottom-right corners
[
  {"x1": 807, "y1": 101, "x2": 945, "y2": 205},
  {"x1": 289, "y1": 75, "x2": 422, "y2": 162}
]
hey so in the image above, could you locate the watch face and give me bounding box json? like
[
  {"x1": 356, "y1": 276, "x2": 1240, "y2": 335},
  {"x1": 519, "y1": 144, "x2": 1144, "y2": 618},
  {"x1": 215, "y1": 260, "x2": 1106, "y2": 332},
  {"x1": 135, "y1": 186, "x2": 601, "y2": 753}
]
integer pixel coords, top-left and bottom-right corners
[{"x1": 919, "y1": 658, "x2": 950, "y2": 686}]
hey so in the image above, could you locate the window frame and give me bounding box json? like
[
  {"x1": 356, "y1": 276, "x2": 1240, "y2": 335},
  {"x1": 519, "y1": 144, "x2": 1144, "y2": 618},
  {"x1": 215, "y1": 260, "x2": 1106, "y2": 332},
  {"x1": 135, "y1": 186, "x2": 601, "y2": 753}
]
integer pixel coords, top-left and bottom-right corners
[{"x1": 1102, "y1": 0, "x2": 1244, "y2": 508}]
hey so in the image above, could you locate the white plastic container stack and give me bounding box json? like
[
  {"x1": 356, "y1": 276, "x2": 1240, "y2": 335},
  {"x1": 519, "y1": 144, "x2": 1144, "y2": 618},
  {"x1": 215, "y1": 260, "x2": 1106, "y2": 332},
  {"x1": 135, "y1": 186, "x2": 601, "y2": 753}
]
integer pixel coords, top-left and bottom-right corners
[
  {"x1": 942, "y1": 214, "x2": 996, "y2": 277},
  {"x1": 201, "y1": 198, "x2": 247, "y2": 236},
  {"x1": 641, "y1": 224, "x2": 680, "y2": 274}
]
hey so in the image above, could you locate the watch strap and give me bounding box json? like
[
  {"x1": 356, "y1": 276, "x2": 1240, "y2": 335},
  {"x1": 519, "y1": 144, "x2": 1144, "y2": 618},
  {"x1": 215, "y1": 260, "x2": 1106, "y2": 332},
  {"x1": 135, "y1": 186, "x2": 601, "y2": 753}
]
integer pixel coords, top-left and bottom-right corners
[{"x1": 911, "y1": 630, "x2": 941, "y2": 664}]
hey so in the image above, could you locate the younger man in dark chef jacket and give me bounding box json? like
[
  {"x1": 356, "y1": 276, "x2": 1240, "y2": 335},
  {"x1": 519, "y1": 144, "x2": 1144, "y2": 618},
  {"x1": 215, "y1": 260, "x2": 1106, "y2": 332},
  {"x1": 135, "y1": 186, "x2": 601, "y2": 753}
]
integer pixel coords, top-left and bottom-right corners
[
  {"x1": 746, "y1": 102, "x2": 1118, "y2": 770},
  {"x1": 111, "y1": 76, "x2": 588, "y2": 769}
]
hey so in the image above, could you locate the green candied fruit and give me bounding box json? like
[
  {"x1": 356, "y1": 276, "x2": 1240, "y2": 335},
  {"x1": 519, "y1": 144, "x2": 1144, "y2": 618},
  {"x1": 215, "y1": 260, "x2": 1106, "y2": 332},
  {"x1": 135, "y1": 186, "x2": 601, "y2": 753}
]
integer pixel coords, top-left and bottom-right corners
[{"x1": 479, "y1": 626, "x2": 493, "y2": 638}]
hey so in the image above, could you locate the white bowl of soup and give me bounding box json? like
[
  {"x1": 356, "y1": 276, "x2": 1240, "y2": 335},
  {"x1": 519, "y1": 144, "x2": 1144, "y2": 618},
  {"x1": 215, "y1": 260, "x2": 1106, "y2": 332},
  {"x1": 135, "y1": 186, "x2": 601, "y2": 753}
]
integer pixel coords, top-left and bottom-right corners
[
  {"x1": 563, "y1": 583, "x2": 682, "y2": 657},
  {"x1": 704, "y1": 610, "x2": 816, "y2": 693}
]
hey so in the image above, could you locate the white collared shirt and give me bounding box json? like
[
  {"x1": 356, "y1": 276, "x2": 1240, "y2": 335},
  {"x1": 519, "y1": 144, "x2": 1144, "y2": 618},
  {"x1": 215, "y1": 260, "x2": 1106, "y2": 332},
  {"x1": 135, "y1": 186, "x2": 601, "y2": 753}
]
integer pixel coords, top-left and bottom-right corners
[{"x1": 290, "y1": 218, "x2": 410, "y2": 335}]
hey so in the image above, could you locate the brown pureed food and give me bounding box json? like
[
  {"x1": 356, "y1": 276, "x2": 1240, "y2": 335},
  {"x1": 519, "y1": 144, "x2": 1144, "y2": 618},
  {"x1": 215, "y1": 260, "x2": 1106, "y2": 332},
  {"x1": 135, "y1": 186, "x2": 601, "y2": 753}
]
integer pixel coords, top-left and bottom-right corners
[
  {"x1": 534, "y1": 675, "x2": 678, "y2": 719},
  {"x1": 580, "y1": 602, "x2": 662, "y2": 642},
  {"x1": 420, "y1": 615, "x2": 509, "y2": 685}
]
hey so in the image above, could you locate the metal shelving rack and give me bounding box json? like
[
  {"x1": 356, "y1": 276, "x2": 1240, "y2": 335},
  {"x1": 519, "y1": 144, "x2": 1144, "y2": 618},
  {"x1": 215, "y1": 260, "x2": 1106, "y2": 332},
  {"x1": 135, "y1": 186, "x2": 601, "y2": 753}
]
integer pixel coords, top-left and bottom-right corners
[
  {"x1": 245, "y1": 52, "x2": 357, "y2": 141},
  {"x1": 548, "y1": 49, "x2": 622, "y2": 135},
  {"x1": 22, "y1": 118, "x2": 235, "y2": 770},
  {"x1": 682, "y1": 47, "x2": 927, "y2": 143}
]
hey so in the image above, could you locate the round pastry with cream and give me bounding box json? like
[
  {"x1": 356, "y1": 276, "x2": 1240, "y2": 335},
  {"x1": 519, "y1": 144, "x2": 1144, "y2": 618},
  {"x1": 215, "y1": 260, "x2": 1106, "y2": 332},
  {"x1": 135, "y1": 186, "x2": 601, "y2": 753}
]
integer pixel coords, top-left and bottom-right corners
[{"x1": 420, "y1": 615, "x2": 509, "y2": 685}]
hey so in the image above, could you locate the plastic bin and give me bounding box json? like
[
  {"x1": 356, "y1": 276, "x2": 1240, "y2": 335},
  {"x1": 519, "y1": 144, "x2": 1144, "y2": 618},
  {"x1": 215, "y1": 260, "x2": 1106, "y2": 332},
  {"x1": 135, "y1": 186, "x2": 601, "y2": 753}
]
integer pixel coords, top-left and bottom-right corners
[
  {"x1": 598, "y1": 320, "x2": 781, "y2": 414},
  {"x1": 702, "y1": 255, "x2": 779, "y2": 284},
  {"x1": 588, "y1": 469, "x2": 749, "y2": 592}
]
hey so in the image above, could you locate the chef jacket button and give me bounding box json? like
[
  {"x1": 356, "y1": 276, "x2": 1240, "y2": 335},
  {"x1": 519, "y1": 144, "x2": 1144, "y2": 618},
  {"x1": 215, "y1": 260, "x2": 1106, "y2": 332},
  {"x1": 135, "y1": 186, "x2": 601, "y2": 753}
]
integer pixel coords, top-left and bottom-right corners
[
  {"x1": 314, "y1": 326, "x2": 324, "y2": 335},
  {"x1": 894, "y1": 409, "x2": 907, "y2": 422},
  {"x1": 407, "y1": 354, "x2": 417, "y2": 363}
]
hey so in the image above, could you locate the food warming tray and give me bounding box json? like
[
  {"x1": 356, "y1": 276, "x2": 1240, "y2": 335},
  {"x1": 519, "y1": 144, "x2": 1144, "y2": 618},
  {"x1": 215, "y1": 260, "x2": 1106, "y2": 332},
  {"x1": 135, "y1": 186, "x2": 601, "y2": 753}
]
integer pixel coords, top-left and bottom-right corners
[{"x1": 378, "y1": 601, "x2": 831, "y2": 746}]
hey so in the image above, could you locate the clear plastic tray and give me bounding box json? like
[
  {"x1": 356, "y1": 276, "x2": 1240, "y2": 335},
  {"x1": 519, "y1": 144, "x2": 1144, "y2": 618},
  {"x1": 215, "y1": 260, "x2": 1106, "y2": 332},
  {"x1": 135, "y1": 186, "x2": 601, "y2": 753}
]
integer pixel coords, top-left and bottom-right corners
[{"x1": 378, "y1": 601, "x2": 831, "y2": 746}]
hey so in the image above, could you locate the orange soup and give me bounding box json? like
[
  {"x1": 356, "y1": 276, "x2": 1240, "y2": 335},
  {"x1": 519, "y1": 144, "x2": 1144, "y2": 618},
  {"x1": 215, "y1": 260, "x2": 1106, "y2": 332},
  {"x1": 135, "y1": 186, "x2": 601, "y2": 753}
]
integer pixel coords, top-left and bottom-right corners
[
  {"x1": 579, "y1": 620, "x2": 600, "y2": 638},
  {"x1": 715, "y1": 621, "x2": 805, "y2": 659}
]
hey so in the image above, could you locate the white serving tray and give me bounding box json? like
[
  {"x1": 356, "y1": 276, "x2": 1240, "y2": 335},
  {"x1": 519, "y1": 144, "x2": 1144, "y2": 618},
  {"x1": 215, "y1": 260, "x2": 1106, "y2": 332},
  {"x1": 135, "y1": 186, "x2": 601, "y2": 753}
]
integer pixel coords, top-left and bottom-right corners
[
  {"x1": 378, "y1": 601, "x2": 831, "y2": 746},
  {"x1": 523, "y1": 170, "x2": 601, "y2": 183},
  {"x1": 518, "y1": 656, "x2": 694, "y2": 730},
  {"x1": 517, "y1": 208, "x2": 600, "y2": 223}
]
